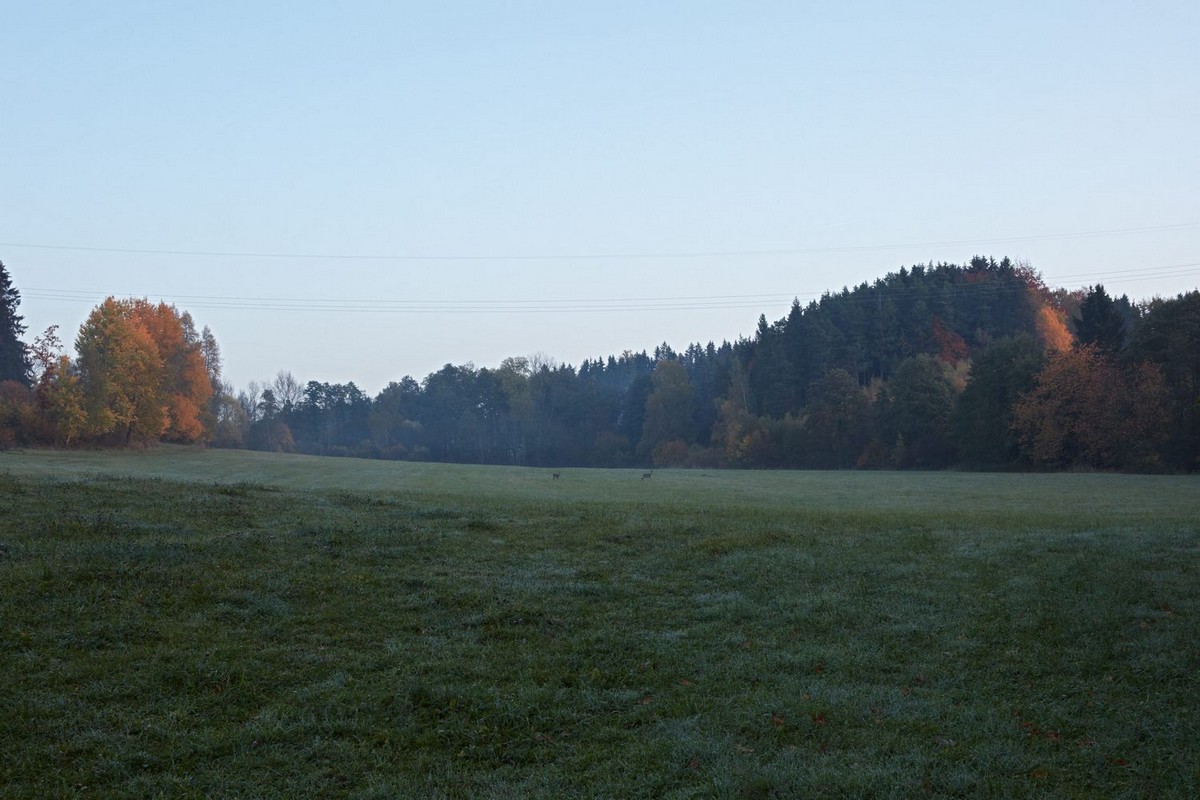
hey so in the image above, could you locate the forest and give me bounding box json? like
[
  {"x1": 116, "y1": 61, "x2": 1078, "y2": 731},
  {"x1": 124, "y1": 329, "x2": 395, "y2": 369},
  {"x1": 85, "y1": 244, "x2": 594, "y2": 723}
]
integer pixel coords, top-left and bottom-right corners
[{"x1": 2, "y1": 257, "x2": 1198, "y2": 472}]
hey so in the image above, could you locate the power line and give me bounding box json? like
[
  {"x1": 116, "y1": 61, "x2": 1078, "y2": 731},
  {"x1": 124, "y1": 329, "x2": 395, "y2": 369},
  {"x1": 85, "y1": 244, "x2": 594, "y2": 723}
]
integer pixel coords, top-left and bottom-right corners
[
  {"x1": 21, "y1": 261, "x2": 1199, "y2": 315},
  {"x1": 16, "y1": 291, "x2": 825, "y2": 314},
  {"x1": 1043, "y1": 262, "x2": 1200, "y2": 282},
  {"x1": 3, "y1": 222, "x2": 1197, "y2": 262},
  {"x1": 21, "y1": 288, "x2": 800, "y2": 306}
]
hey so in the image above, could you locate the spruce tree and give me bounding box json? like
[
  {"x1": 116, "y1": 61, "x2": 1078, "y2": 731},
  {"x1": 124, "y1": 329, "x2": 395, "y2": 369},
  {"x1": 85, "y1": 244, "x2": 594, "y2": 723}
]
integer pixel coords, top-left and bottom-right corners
[
  {"x1": 1074, "y1": 284, "x2": 1126, "y2": 355},
  {"x1": 0, "y1": 260, "x2": 32, "y2": 386}
]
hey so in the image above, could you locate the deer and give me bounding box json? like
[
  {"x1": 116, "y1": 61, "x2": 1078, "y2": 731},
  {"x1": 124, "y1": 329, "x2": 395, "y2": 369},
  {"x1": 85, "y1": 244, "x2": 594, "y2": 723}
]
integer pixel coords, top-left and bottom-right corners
[
  {"x1": 641, "y1": 471, "x2": 653, "y2": 480},
  {"x1": 552, "y1": 472, "x2": 561, "y2": 480}
]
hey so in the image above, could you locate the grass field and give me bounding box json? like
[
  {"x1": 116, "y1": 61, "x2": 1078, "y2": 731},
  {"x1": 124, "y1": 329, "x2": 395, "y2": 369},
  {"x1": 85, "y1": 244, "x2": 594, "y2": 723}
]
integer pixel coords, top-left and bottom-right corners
[{"x1": 1, "y1": 448, "x2": 1198, "y2": 798}]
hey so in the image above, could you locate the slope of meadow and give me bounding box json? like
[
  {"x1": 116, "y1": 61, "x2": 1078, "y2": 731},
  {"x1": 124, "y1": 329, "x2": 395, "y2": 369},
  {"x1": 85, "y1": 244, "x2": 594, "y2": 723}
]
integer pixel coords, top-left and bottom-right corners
[{"x1": 1, "y1": 448, "x2": 1197, "y2": 797}]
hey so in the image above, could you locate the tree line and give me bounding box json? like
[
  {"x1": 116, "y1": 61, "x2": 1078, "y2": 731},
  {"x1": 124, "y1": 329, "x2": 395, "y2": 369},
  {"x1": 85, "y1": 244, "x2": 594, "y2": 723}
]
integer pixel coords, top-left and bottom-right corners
[
  {"x1": 2, "y1": 257, "x2": 1198, "y2": 471},
  {"x1": 1, "y1": 268, "x2": 219, "y2": 449}
]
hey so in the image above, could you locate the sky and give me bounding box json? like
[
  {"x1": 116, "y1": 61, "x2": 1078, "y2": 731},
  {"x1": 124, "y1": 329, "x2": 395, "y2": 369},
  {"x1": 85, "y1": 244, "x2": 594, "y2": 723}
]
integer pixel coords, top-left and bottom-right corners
[{"x1": 3, "y1": 1, "x2": 1197, "y2": 395}]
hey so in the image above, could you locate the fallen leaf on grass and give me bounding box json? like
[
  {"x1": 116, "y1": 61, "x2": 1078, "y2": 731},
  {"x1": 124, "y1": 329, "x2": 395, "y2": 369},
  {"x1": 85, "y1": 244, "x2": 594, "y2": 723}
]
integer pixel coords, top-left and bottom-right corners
[
  {"x1": 685, "y1": 757, "x2": 701, "y2": 770},
  {"x1": 638, "y1": 693, "x2": 654, "y2": 705},
  {"x1": 933, "y1": 736, "x2": 956, "y2": 748},
  {"x1": 810, "y1": 712, "x2": 827, "y2": 726},
  {"x1": 1030, "y1": 767, "x2": 1049, "y2": 780},
  {"x1": 771, "y1": 712, "x2": 786, "y2": 727}
]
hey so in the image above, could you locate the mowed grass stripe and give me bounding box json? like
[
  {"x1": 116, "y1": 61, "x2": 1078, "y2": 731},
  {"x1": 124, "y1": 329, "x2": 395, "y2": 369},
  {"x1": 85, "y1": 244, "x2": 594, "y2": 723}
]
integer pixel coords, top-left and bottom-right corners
[{"x1": 0, "y1": 452, "x2": 1197, "y2": 797}]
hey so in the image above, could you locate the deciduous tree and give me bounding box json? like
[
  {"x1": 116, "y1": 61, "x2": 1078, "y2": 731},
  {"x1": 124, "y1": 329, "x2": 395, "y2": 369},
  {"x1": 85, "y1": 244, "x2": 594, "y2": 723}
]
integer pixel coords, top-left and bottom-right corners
[
  {"x1": 30, "y1": 326, "x2": 86, "y2": 445},
  {"x1": 1013, "y1": 345, "x2": 1167, "y2": 469},
  {"x1": 1128, "y1": 291, "x2": 1200, "y2": 469},
  {"x1": 76, "y1": 299, "x2": 166, "y2": 444},
  {"x1": 954, "y1": 335, "x2": 1045, "y2": 465},
  {"x1": 272, "y1": 370, "x2": 304, "y2": 412},
  {"x1": 1035, "y1": 304, "x2": 1073, "y2": 353},
  {"x1": 639, "y1": 359, "x2": 695, "y2": 460},
  {"x1": 74, "y1": 298, "x2": 214, "y2": 445},
  {"x1": 132, "y1": 302, "x2": 212, "y2": 442},
  {"x1": 803, "y1": 368, "x2": 872, "y2": 468},
  {"x1": 889, "y1": 354, "x2": 958, "y2": 467}
]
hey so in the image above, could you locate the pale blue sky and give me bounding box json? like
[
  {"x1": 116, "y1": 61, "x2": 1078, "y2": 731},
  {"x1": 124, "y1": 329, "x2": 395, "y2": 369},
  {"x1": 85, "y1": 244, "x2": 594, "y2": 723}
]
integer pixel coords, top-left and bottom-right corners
[{"x1": 3, "y1": 2, "x2": 1197, "y2": 393}]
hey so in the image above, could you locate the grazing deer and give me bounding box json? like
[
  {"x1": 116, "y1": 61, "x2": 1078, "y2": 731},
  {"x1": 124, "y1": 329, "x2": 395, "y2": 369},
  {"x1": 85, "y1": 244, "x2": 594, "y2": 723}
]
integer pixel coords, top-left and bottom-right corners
[
  {"x1": 552, "y1": 472, "x2": 561, "y2": 480},
  {"x1": 641, "y1": 471, "x2": 653, "y2": 480}
]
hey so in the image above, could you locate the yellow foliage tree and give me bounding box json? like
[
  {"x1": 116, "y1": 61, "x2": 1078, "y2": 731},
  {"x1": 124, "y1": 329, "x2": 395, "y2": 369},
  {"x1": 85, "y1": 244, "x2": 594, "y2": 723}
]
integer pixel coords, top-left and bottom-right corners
[
  {"x1": 126, "y1": 301, "x2": 212, "y2": 442},
  {"x1": 1035, "y1": 305, "x2": 1073, "y2": 353},
  {"x1": 74, "y1": 298, "x2": 214, "y2": 445}
]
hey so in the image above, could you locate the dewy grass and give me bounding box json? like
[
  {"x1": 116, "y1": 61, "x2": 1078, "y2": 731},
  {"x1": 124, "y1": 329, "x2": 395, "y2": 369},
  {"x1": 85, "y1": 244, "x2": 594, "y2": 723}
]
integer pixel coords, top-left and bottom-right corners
[{"x1": 0, "y1": 451, "x2": 1197, "y2": 798}]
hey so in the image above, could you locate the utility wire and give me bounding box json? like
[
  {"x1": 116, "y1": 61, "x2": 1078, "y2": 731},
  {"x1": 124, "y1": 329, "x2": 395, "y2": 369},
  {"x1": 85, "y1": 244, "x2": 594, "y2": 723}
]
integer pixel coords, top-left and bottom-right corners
[
  {"x1": 2, "y1": 222, "x2": 1197, "y2": 262},
  {"x1": 21, "y1": 261, "x2": 1199, "y2": 314},
  {"x1": 21, "y1": 288, "x2": 800, "y2": 306}
]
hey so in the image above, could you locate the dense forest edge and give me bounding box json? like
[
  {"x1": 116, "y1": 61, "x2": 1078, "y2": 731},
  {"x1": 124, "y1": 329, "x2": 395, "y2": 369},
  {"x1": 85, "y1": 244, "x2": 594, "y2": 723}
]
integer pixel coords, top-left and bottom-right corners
[{"x1": 2, "y1": 257, "x2": 1198, "y2": 472}]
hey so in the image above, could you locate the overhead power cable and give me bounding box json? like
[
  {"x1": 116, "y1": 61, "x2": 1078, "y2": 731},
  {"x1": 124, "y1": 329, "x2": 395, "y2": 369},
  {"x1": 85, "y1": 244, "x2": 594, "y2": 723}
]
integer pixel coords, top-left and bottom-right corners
[
  {"x1": 21, "y1": 261, "x2": 1200, "y2": 315},
  {"x1": 2, "y1": 222, "x2": 1197, "y2": 262}
]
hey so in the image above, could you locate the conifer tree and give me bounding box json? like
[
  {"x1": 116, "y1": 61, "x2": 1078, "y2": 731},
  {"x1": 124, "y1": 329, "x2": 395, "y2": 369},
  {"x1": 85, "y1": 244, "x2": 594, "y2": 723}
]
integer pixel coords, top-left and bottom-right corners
[
  {"x1": 0, "y1": 261, "x2": 33, "y2": 386},
  {"x1": 1074, "y1": 284, "x2": 1126, "y2": 355}
]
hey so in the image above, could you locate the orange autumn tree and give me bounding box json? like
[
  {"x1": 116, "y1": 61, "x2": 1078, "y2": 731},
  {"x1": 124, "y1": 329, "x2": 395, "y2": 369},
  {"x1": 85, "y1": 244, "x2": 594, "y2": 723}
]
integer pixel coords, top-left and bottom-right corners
[
  {"x1": 1034, "y1": 304, "x2": 1073, "y2": 353},
  {"x1": 126, "y1": 300, "x2": 213, "y2": 442},
  {"x1": 1012, "y1": 344, "x2": 1167, "y2": 469},
  {"x1": 1013, "y1": 260, "x2": 1075, "y2": 353},
  {"x1": 75, "y1": 298, "x2": 213, "y2": 445}
]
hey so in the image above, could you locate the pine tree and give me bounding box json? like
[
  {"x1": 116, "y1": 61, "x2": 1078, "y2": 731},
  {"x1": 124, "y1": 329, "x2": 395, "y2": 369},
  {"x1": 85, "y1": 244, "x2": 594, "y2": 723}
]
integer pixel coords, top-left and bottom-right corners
[
  {"x1": 0, "y1": 261, "x2": 33, "y2": 386},
  {"x1": 1074, "y1": 284, "x2": 1126, "y2": 355}
]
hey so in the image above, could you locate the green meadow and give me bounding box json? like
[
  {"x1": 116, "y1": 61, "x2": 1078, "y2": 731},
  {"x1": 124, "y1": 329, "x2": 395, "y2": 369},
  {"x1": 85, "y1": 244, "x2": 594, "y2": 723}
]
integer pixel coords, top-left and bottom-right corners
[{"x1": 1, "y1": 448, "x2": 1197, "y2": 798}]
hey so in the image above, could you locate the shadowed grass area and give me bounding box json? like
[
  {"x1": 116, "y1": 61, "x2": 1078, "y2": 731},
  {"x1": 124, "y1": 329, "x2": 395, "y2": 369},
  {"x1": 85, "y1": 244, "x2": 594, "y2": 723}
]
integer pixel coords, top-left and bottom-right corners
[{"x1": 1, "y1": 450, "x2": 1197, "y2": 797}]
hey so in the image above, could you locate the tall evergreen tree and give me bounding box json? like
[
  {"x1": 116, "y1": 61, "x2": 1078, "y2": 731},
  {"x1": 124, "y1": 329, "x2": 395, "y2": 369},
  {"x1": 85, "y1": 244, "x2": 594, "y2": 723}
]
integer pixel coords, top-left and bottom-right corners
[
  {"x1": 1074, "y1": 284, "x2": 1126, "y2": 355},
  {"x1": 0, "y1": 261, "x2": 33, "y2": 386}
]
